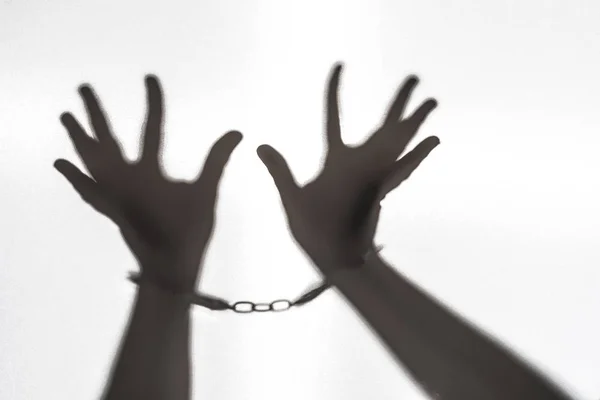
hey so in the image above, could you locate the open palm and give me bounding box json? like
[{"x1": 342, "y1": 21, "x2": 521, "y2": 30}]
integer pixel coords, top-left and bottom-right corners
[
  {"x1": 55, "y1": 75, "x2": 241, "y2": 291},
  {"x1": 258, "y1": 63, "x2": 439, "y2": 272}
]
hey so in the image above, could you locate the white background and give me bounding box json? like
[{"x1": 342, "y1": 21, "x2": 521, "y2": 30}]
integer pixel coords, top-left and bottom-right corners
[{"x1": 1, "y1": 0, "x2": 600, "y2": 399}]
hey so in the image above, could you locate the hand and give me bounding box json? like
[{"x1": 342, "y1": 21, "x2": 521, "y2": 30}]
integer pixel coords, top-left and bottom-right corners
[
  {"x1": 257, "y1": 63, "x2": 439, "y2": 273},
  {"x1": 55, "y1": 75, "x2": 242, "y2": 292}
]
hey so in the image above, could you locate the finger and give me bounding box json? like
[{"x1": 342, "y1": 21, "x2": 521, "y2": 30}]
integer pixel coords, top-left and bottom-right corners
[
  {"x1": 404, "y1": 98, "x2": 437, "y2": 132},
  {"x1": 55, "y1": 158, "x2": 147, "y2": 260},
  {"x1": 78, "y1": 84, "x2": 122, "y2": 153},
  {"x1": 378, "y1": 136, "x2": 440, "y2": 199},
  {"x1": 383, "y1": 98, "x2": 437, "y2": 156},
  {"x1": 60, "y1": 112, "x2": 98, "y2": 167},
  {"x1": 140, "y1": 74, "x2": 164, "y2": 166},
  {"x1": 325, "y1": 63, "x2": 344, "y2": 152},
  {"x1": 256, "y1": 144, "x2": 300, "y2": 208},
  {"x1": 195, "y1": 130, "x2": 243, "y2": 199},
  {"x1": 53, "y1": 159, "x2": 114, "y2": 218},
  {"x1": 383, "y1": 75, "x2": 419, "y2": 125}
]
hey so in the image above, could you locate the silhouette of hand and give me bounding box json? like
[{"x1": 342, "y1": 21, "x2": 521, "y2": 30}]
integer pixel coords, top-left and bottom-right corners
[
  {"x1": 258, "y1": 63, "x2": 439, "y2": 272},
  {"x1": 55, "y1": 75, "x2": 242, "y2": 291}
]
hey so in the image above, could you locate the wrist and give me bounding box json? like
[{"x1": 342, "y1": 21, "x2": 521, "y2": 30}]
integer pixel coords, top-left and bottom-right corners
[
  {"x1": 136, "y1": 259, "x2": 200, "y2": 295},
  {"x1": 133, "y1": 274, "x2": 195, "y2": 313},
  {"x1": 321, "y1": 248, "x2": 389, "y2": 293},
  {"x1": 313, "y1": 243, "x2": 383, "y2": 277}
]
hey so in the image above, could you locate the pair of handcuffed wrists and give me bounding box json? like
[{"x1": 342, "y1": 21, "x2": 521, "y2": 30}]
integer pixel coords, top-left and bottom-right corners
[{"x1": 128, "y1": 244, "x2": 384, "y2": 313}]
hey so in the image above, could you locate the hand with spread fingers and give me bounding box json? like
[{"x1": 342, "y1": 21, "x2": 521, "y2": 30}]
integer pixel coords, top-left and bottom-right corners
[
  {"x1": 257, "y1": 63, "x2": 439, "y2": 272},
  {"x1": 54, "y1": 75, "x2": 241, "y2": 400},
  {"x1": 257, "y1": 64, "x2": 576, "y2": 400},
  {"x1": 55, "y1": 75, "x2": 241, "y2": 292}
]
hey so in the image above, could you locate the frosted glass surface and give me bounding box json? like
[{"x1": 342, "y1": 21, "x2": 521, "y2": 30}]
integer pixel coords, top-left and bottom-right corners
[{"x1": 1, "y1": 1, "x2": 599, "y2": 399}]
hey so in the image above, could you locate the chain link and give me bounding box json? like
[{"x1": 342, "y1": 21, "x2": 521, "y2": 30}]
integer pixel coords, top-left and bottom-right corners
[
  {"x1": 229, "y1": 281, "x2": 332, "y2": 313},
  {"x1": 128, "y1": 245, "x2": 384, "y2": 314}
]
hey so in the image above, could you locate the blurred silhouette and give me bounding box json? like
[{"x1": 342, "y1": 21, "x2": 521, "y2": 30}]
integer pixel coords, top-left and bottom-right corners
[
  {"x1": 52, "y1": 65, "x2": 581, "y2": 400},
  {"x1": 257, "y1": 63, "x2": 577, "y2": 400},
  {"x1": 55, "y1": 75, "x2": 241, "y2": 400}
]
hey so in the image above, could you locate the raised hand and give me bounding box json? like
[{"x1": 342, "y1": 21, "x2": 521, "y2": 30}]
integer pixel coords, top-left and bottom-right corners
[
  {"x1": 55, "y1": 75, "x2": 242, "y2": 292},
  {"x1": 257, "y1": 63, "x2": 439, "y2": 272}
]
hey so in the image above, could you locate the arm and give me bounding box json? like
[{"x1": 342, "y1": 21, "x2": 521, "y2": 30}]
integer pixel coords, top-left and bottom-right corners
[
  {"x1": 55, "y1": 75, "x2": 241, "y2": 400},
  {"x1": 258, "y1": 63, "x2": 575, "y2": 400},
  {"x1": 325, "y1": 250, "x2": 574, "y2": 400},
  {"x1": 101, "y1": 281, "x2": 191, "y2": 400}
]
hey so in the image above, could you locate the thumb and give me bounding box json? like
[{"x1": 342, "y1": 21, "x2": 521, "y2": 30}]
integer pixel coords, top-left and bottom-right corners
[
  {"x1": 54, "y1": 159, "x2": 148, "y2": 263},
  {"x1": 54, "y1": 159, "x2": 133, "y2": 234},
  {"x1": 54, "y1": 159, "x2": 112, "y2": 216},
  {"x1": 257, "y1": 145, "x2": 300, "y2": 207},
  {"x1": 198, "y1": 130, "x2": 243, "y2": 185},
  {"x1": 379, "y1": 136, "x2": 440, "y2": 201}
]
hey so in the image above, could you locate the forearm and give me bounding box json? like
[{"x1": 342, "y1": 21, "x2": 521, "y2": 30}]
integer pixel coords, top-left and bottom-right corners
[
  {"x1": 101, "y1": 279, "x2": 191, "y2": 400},
  {"x1": 325, "y1": 253, "x2": 575, "y2": 400}
]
